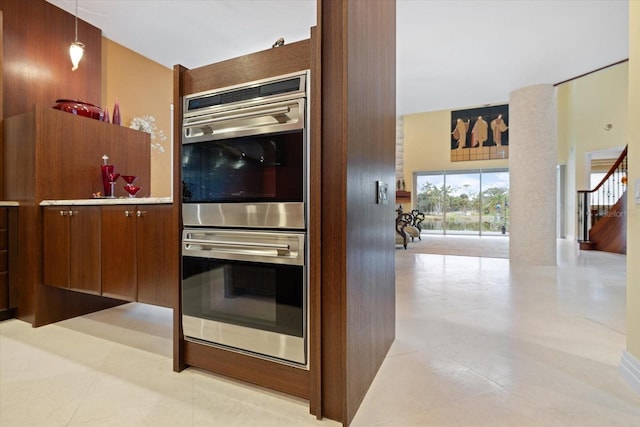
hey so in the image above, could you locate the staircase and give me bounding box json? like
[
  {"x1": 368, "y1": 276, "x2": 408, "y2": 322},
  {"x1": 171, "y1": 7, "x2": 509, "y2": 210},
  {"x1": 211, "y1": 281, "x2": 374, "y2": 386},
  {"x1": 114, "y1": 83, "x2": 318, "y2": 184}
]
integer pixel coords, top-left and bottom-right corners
[{"x1": 577, "y1": 146, "x2": 628, "y2": 254}]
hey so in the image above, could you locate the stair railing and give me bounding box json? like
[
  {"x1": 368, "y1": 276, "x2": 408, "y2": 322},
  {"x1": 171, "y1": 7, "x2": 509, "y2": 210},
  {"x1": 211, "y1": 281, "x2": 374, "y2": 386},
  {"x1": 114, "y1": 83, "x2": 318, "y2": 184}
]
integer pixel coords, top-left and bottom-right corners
[{"x1": 577, "y1": 145, "x2": 628, "y2": 243}]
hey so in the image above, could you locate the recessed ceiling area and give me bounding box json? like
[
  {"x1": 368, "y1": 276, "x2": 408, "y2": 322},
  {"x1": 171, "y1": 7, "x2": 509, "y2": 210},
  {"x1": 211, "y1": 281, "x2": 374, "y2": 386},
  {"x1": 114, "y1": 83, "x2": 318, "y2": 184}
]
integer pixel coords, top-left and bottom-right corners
[{"x1": 46, "y1": 0, "x2": 629, "y2": 116}]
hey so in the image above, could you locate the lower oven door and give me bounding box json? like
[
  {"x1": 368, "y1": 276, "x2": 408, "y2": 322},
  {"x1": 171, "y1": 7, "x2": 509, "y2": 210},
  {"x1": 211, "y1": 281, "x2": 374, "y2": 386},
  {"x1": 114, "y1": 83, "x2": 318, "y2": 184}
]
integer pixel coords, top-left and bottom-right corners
[{"x1": 181, "y1": 228, "x2": 306, "y2": 367}]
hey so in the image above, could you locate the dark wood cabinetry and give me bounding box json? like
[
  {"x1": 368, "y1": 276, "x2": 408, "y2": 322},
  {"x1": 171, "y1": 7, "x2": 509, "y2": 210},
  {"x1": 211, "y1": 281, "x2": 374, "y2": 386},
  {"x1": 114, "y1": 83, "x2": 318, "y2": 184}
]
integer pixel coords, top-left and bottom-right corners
[
  {"x1": 0, "y1": 206, "x2": 16, "y2": 320},
  {"x1": 3, "y1": 106, "x2": 156, "y2": 326},
  {"x1": 101, "y1": 205, "x2": 137, "y2": 301},
  {"x1": 41, "y1": 203, "x2": 175, "y2": 307},
  {"x1": 0, "y1": 208, "x2": 8, "y2": 312},
  {"x1": 396, "y1": 190, "x2": 411, "y2": 205},
  {"x1": 136, "y1": 205, "x2": 176, "y2": 308},
  {"x1": 43, "y1": 206, "x2": 101, "y2": 295},
  {"x1": 101, "y1": 204, "x2": 175, "y2": 307}
]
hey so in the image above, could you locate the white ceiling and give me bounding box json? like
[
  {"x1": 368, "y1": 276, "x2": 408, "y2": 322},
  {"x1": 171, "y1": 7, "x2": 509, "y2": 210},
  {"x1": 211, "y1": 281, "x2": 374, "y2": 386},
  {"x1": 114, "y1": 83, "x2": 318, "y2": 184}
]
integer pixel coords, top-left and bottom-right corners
[{"x1": 46, "y1": 0, "x2": 629, "y2": 116}]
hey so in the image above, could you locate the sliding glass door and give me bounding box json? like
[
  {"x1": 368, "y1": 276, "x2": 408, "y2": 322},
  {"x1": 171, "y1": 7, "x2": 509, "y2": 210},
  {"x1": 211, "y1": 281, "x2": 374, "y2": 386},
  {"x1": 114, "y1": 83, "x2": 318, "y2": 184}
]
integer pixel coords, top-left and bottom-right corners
[
  {"x1": 413, "y1": 168, "x2": 509, "y2": 236},
  {"x1": 415, "y1": 173, "x2": 446, "y2": 233},
  {"x1": 480, "y1": 170, "x2": 509, "y2": 235},
  {"x1": 443, "y1": 171, "x2": 480, "y2": 234}
]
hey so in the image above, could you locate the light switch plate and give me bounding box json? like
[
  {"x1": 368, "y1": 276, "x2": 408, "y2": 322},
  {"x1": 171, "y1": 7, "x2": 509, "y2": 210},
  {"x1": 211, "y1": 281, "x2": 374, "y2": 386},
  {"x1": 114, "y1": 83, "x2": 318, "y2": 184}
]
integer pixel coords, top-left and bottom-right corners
[
  {"x1": 377, "y1": 181, "x2": 388, "y2": 205},
  {"x1": 635, "y1": 179, "x2": 640, "y2": 205}
]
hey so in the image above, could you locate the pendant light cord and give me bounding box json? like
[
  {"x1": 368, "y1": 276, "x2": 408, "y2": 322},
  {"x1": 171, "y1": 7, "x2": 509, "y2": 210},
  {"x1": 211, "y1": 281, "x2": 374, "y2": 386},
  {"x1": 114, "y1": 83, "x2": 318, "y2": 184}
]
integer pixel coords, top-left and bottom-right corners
[{"x1": 74, "y1": 0, "x2": 79, "y2": 42}]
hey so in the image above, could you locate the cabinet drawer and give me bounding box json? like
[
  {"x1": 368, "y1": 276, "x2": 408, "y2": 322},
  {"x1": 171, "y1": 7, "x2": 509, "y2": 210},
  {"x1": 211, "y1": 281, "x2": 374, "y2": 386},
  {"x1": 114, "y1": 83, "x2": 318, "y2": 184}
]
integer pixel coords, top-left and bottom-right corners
[
  {"x1": 0, "y1": 229, "x2": 6, "y2": 250},
  {"x1": 0, "y1": 208, "x2": 6, "y2": 227}
]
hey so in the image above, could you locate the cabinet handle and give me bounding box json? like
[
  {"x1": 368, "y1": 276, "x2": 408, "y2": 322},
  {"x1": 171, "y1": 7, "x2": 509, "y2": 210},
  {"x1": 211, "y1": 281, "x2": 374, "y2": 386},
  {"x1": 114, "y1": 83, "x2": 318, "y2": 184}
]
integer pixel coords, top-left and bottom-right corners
[
  {"x1": 136, "y1": 210, "x2": 147, "y2": 217},
  {"x1": 69, "y1": 210, "x2": 78, "y2": 216},
  {"x1": 59, "y1": 210, "x2": 67, "y2": 216},
  {"x1": 124, "y1": 210, "x2": 134, "y2": 217}
]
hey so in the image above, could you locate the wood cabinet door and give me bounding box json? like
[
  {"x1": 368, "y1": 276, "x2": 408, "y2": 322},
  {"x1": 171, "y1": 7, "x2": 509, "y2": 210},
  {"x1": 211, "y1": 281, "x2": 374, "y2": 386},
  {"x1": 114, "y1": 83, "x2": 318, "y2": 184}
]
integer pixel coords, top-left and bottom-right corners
[
  {"x1": 136, "y1": 205, "x2": 177, "y2": 308},
  {"x1": 69, "y1": 207, "x2": 101, "y2": 295},
  {"x1": 43, "y1": 207, "x2": 71, "y2": 289},
  {"x1": 101, "y1": 205, "x2": 137, "y2": 301}
]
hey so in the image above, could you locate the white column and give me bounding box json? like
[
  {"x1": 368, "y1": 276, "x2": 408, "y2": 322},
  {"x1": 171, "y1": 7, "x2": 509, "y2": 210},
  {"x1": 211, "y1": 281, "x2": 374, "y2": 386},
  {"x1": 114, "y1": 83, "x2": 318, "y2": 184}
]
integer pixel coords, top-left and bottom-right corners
[{"x1": 509, "y1": 84, "x2": 557, "y2": 265}]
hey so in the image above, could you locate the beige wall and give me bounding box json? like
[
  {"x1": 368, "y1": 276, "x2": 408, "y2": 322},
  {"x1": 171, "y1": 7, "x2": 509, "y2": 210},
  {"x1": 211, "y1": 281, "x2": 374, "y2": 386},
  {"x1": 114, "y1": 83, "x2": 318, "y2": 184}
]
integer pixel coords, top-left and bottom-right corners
[
  {"x1": 556, "y1": 62, "x2": 628, "y2": 238},
  {"x1": 556, "y1": 62, "x2": 628, "y2": 186},
  {"x1": 402, "y1": 108, "x2": 508, "y2": 199},
  {"x1": 101, "y1": 38, "x2": 173, "y2": 197},
  {"x1": 626, "y1": 0, "x2": 640, "y2": 360}
]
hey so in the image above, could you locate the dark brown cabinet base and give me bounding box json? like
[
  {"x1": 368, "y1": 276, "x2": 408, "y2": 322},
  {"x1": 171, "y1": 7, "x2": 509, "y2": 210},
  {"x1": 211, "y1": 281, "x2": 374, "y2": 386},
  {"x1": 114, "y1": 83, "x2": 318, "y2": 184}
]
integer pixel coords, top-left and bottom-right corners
[
  {"x1": 101, "y1": 206, "x2": 138, "y2": 301},
  {"x1": 43, "y1": 206, "x2": 101, "y2": 295},
  {"x1": 42, "y1": 203, "x2": 176, "y2": 308},
  {"x1": 136, "y1": 205, "x2": 176, "y2": 308},
  {"x1": 0, "y1": 208, "x2": 9, "y2": 312},
  {"x1": 0, "y1": 207, "x2": 17, "y2": 321},
  {"x1": 102, "y1": 204, "x2": 176, "y2": 307}
]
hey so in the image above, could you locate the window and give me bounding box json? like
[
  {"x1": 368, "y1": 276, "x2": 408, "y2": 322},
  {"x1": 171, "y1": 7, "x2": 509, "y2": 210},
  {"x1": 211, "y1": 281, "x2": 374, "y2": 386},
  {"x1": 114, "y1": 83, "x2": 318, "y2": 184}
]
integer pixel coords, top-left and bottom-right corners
[{"x1": 413, "y1": 169, "x2": 509, "y2": 236}]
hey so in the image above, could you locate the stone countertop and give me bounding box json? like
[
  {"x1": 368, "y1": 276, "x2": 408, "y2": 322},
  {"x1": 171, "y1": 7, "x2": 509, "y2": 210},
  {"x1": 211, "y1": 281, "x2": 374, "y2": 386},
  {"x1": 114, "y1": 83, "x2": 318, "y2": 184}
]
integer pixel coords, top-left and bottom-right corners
[
  {"x1": 0, "y1": 201, "x2": 20, "y2": 207},
  {"x1": 40, "y1": 197, "x2": 173, "y2": 206}
]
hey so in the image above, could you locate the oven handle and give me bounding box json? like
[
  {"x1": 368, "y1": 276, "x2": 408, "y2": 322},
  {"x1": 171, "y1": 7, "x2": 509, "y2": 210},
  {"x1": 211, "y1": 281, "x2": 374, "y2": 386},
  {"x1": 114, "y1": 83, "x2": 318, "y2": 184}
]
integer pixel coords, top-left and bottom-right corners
[
  {"x1": 183, "y1": 238, "x2": 290, "y2": 251},
  {"x1": 183, "y1": 105, "x2": 291, "y2": 130}
]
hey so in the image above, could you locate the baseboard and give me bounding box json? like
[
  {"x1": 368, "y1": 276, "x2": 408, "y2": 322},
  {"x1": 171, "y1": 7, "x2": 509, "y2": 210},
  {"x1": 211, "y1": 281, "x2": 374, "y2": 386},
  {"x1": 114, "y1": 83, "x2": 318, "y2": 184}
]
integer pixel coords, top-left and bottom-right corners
[{"x1": 620, "y1": 351, "x2": 640, "y2": 395}]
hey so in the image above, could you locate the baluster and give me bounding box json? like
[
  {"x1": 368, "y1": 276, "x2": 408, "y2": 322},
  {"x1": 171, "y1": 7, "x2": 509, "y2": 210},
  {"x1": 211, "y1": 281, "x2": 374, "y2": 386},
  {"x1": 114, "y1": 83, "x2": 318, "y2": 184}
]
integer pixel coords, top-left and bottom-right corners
[
  {"x1": 584, "y1": 192, "x2": 590, "y2": 241},
  {"x1": 608, "y1": 174, "x2": 612, "y2": 214},
  {"x1": 617, "y1": 163, "x2": 620, "y2": 199},
  {"x1": 604, "y1": 178, "x2": 608, "y2": 219},
  {"x1": 599, "y1": 185, "x2": 602, "y2": 222},
  {"x1": 612, "y1": 169, "x2": 616, "y2": 204},
  {"x1": 608, "y1": 175, "x2": 611, "y2": 215},
  {"x1": 602, "y1": 177, "x2": 611, "y2": 218},
  {"x1": 596, "y1": 188, "x2": 599, "y2": 224},
  {"x1": 604, "y1": 179, "x2": 607, "y2": 219}
]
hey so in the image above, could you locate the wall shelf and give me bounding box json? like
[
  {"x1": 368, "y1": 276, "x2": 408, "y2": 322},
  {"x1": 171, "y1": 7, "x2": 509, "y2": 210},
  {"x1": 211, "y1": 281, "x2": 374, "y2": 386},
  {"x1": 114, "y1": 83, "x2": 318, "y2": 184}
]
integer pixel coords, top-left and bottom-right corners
[{"x1": 396, "y1": 190, "x2": 411, "y2": 204}]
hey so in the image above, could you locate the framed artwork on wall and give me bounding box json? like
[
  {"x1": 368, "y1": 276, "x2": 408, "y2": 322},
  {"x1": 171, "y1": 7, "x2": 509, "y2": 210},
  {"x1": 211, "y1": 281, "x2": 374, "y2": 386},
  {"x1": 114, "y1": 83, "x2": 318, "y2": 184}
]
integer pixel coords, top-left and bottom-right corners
[{"x1": 451, "y1": 104, "x2": 509, "y2": 162}]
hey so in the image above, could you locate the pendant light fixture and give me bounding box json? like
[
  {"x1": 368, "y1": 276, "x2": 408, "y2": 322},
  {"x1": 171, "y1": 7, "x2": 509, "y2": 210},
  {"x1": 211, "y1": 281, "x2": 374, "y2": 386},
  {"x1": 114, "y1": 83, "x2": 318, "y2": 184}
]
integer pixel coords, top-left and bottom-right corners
[{"x1": 69, "y1": 0, "x2": 85, "y2": 71}]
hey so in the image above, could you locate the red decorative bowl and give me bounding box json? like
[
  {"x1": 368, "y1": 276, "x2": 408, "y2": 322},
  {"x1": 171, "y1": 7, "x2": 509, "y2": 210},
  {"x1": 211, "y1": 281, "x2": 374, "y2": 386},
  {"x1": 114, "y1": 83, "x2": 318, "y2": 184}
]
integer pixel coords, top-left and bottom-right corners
[{"x1": 52, "y1": 99, "x2": 104, "y2": 120}]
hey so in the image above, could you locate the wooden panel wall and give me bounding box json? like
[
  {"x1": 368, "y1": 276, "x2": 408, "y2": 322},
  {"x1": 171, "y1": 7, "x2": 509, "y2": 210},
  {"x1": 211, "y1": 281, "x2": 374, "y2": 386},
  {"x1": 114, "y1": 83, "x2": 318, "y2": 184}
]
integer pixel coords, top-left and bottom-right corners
[
  {"x1": 1, "y1": 0, "x2": 102, "y2": 200},
  {"x1": 181, "y1": 39, "x2": 311, "y2": 97},
  {"x1": 172, "y1": 64, "x2": 187, "y2": 373},
  {"x1": 1, "y1": 10, "x2": 4, "y2": 197},
  {"x1": 0, "y1": 0, "x2": 102, "y2": 117},
  {"x1": 320, "y1": 0, "x2": 397, "y2": 424},
  {"x1": 4, "y1": 106, "x2": 151, "y2": 202},
  {"x1": 308, "y1": 23, "x2": 323, "y2": 419}
]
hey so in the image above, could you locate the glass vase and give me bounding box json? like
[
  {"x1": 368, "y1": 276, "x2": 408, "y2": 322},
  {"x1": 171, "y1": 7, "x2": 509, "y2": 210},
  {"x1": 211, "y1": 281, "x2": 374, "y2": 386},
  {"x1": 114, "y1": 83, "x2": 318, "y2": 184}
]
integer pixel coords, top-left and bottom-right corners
[{"x1": 112, "y1": 98, "x2": 121, "y2": 125}]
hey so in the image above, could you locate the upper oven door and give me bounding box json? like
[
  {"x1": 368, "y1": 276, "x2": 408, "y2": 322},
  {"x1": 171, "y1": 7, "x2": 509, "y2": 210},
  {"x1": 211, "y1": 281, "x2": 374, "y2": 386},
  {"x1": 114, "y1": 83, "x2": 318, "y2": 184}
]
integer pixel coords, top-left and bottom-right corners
[
  {"x1": 181, "y1": 129, "x2": 305, "y2": 205},
  {"x1": 183, "y1": 98, "x2": 305, "y2": 144}
]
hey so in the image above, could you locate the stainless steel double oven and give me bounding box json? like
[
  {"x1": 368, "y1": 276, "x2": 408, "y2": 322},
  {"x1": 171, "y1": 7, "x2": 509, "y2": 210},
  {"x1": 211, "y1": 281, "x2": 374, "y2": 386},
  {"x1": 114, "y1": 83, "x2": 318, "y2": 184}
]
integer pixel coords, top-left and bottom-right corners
[{"x1": 181, "y1": 71, "x2": 309, "y2": 367}]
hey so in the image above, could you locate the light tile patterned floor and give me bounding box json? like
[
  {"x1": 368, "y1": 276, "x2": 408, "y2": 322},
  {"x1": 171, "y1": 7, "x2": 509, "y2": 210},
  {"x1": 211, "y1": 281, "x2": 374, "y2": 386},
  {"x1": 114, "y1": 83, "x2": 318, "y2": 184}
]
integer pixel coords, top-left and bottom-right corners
[{"x1": 1, "y1": 238, "x2": 639, "y2": 426}]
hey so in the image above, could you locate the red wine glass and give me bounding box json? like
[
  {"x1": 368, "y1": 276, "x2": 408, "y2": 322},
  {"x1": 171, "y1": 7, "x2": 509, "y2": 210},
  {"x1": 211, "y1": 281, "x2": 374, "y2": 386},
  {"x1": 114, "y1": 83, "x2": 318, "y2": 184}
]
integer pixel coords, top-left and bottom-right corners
[
  {"x1": 124, "y1": 185, "x2": 141, "y2": 197},
  {"x1": 122, "y1": 175, "x2": 137, "y2": 185},
  {"x1": 107, "y1": 173, "x2": 120, "y2": 198}
]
